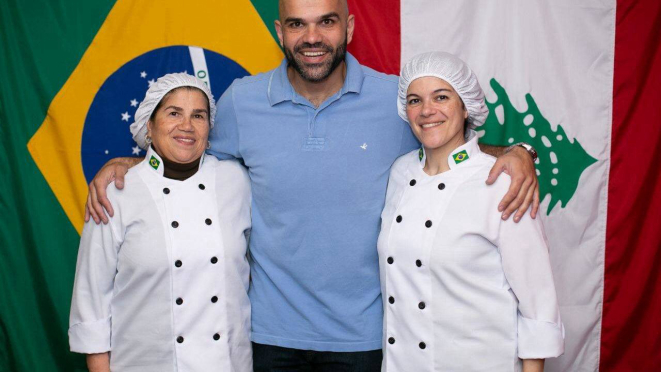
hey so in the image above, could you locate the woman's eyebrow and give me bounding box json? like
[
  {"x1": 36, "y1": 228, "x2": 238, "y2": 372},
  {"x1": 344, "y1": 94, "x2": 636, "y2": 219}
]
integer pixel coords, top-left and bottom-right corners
[{"x1": 433, "y1": 88, "x2": 452, "y2": 93}]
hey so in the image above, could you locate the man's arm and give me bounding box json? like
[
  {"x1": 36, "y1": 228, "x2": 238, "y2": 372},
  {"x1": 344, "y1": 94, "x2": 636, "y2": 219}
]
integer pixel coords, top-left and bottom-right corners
[
  {"x1": 85, "y1": 157, "x2": 142, "y2": 224},
  {"x1": 478, "y1": 143, "x2": 539, "y2": 222},
  {"x1": 86, "y1": 353, "x2": 110, "y2": 372}
]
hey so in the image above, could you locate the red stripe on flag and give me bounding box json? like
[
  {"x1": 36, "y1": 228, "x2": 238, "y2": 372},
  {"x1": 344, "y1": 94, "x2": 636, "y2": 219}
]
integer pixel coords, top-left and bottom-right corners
[
  {"x1": 347, "y1": 0, "x2": 400, "y2": 74},
  {"x1": 603, "y1": 0, "x2": 661, "y2": 369}
]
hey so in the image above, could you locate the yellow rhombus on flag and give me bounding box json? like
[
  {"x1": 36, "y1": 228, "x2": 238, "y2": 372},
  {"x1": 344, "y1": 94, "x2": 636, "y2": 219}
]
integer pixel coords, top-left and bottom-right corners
[{"x1": 28, "y1": 0, "x2": 282, "y2": 234}]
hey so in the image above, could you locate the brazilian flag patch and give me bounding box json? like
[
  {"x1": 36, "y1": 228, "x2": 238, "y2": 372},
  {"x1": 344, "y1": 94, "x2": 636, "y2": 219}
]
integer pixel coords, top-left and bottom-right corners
[
  {"x1": 149, "y1": 156, "x2": 160, "y2": 170},
  {"x1": 453, "y1": 150, "x2": 469, "y2": 164},
  {"x1": 419, "y1": 148, "x2": 424, "y2": 161}
]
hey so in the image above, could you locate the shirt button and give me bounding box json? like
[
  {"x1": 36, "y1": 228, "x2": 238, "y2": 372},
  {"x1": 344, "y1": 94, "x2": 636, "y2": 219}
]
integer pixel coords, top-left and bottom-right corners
[
  {"x1": 213, "y1": 333, "x2": 220, "y2": 341},
  {"x1": 171, "y1": 221, "x2": 179, "y2": 228},
  {"x1": 425, "y1": 220, "x2": 432, "y2": 228},
  {"x1": 163, "y1": 188, "x2": 170, "y2": 194},
  {"x1": 175, "y1": 260, "x2": 182, "y2": 268},
  {"x1": 205, "y1": 218, "x2": 212, "y2": 225},
  {"x1": 416, "y1": 259, "x2": 422, "y2": 267},
  {"x1": 389, "y1": 296, "x2": 395, "y2": 304},
  {"x1": 177, "y1": 336, "x2": 184, "y2": 344},
  {"x1": 396, "y1": 215, "x2": 402, "y2": 223},
  {"x1": 438, "y1": 183, "x2": 446, "y2": 190},
  {"x1": 176, "y1": 298, "x2": 183, "y2": 305},
  {"x1": 419, "y1": 342, "x2": 426, "y2": 349},
  {"x1": 211, "y1": 296, "x2": 218, "y2": 303},
  {"x1": 210, "y1": 256, "x2": 218, "y2": 264},
  {"x1": 418, "y1": 302, "x2": 426, "y2": 310},
  {"x1": 387, "y1": 257, "x2": 394, "y2": 265},
  {"x1": 409, "y1": 179, "x2": 417, "y2": 186},
  {"x1": 388, "y1": 337, "x2": 395, "y2": 345},
  {"x1": 199, "y1": 184, "x2": 206, "y2": 190}
]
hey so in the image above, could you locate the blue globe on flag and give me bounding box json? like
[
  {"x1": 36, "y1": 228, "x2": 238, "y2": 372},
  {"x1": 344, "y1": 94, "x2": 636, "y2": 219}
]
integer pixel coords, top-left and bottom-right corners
[{"x1": 81, "y1": 45, "x2": 249, "y2": 183}]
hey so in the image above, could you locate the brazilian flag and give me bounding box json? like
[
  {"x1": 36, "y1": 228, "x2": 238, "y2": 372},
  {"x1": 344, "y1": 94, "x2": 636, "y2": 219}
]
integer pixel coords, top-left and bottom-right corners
[{"x1": 0, "y1": 1, "x2": 282, "y2": 370}]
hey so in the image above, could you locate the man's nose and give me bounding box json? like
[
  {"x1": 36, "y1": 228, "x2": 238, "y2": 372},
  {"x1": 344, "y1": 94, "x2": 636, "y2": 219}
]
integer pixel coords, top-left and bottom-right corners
[{"x1": 302, "y1": 25, "x2": 322, "y2": 45}]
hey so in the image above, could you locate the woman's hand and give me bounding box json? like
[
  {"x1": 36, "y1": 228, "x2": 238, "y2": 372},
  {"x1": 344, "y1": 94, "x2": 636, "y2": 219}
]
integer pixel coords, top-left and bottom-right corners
[
  {"x1": 486, "y1": 146, "x2": 540, "y2": 222},
  {"x1": 85, "y1": 157, "x2": 142, "y2": 224},
  {"x1": 522, "y1": 358, "x2": 545, "y2": 372},
  {"x1": 86, "y1": 352, "x2": 110, "y2": 372}
]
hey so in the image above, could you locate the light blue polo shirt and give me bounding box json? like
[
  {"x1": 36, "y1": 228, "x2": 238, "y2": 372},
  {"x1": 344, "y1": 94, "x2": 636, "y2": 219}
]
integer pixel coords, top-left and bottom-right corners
[{"x1": 209, "y1": 53, "x2": 419, "y2": 352}]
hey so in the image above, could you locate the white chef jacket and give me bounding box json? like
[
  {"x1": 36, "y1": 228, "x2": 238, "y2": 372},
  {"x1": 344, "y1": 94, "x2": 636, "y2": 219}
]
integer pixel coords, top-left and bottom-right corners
[
  {"x1": 378, "y1": 131, "x2": 564, "y2": 372},
  {"x1": 69, "y1": 146, "x2": 252, "y2": 372}
]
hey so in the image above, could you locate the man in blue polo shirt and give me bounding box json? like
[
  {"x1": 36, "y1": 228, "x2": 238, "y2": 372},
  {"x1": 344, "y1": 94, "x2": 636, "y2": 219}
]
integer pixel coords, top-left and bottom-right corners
[{"x1": 87, "y1": 0, "x2": 540, "y2": 370}]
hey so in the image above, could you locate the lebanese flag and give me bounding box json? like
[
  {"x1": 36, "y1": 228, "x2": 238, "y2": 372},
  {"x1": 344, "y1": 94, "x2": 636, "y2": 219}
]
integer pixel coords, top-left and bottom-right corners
[{"x1": 347, "y1": 0, "x2": 661, "y2": 370}]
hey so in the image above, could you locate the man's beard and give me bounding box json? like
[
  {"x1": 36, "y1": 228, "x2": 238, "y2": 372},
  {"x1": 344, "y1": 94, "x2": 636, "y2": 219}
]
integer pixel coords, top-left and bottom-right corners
[{"x1": 284, "y1": 36, "x2": 347, "y2": 83}]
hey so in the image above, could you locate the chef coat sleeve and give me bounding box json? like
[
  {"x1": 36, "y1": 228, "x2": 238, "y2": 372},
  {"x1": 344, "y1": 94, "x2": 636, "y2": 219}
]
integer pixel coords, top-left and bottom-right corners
[
  {"x1": 68, "y1": 203, "x2": 122, "y2": 354},
  {"x1": 208, "y1": 81, "x2": 241, "y2": 161},
  {"x1": 494, "y1": 181, "x2": 565, "y2": 359}
]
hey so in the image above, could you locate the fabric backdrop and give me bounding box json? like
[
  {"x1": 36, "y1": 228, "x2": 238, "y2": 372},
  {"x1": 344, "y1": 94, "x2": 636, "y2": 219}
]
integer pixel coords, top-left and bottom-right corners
[{"x1": 0, "y1": 0, "x2": 658, "y2": 370}]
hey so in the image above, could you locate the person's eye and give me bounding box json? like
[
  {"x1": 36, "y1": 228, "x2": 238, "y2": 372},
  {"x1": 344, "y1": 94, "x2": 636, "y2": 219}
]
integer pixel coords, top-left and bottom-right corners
[
  {"x1": 436, "y1": 95, "x2": 449, "y2": 101},
  {"x1": 407, "y1": 98, "x2": 420, "y2": 105},
  {"x1": 290, "y1": 21, "x2": 303, "y2": 28},
  {"x1": 169, "y1": 111, "x2": 179, "y2": 117},
  {"x1": 194, "y1": 114, "x2": 205, "y2": 119},
  {"x1": 321, "y1": 19, "x2": 335, "y2": 26}
]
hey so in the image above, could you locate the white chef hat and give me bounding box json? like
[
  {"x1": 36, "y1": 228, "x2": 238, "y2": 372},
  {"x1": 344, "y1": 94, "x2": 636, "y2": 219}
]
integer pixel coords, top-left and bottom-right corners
[
  {"x1": 130, "y1": 73, "x2": 216, "y2": 149},
  {"x1": 397, "y1": 51, "x2": 489, "y2": 128}
]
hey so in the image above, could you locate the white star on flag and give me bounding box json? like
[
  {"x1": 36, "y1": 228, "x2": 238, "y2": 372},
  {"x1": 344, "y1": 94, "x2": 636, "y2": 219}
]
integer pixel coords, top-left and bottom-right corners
[
  {"x1": 121, "y1": 112, "x2": 131, "y2": 121},
  {"x1": 148, "y1": 79, "x2": 155, "y2": 87},
  {"x1": 132, "y1": 146, "x2": 141, "y2": 155},
  {"x1": 130, "y1": 99, "x2": 138, "y2": 107},
  {"x1": 140, "y1": 71, "x2": 147, "y2": 78}
]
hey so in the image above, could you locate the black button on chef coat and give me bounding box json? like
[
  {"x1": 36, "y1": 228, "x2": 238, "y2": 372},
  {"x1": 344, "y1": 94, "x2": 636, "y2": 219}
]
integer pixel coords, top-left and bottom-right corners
[
  {"x1": 171, "y1": 221, "x2": 179, "y2": 228},
  {"x1": 388, "y1": 337, "x2": 395, "y2": 344},
  {"x1": 163, "y1": 188, "x2": 170, "y2": 194},
  {"x1": 210, "y1": 257, "x2": 218, "y2": 264},
  {"x1": 175, "y1": 260, "x2": 182, "y2": 268}
]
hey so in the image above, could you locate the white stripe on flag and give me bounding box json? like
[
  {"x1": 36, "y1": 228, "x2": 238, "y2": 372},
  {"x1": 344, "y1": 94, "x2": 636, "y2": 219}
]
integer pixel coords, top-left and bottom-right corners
[{"x1": 188, "y1": 46, "x2": 211, "y2": 90}]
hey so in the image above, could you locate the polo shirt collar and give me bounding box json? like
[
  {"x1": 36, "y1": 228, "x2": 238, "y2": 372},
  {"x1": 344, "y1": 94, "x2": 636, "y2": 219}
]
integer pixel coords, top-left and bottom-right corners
[
  {"x1": 267, "y1": 52, "x2": 364, "y2": 106},
  {"x1": 419, "y1": 130, "x2": 480, "y2": 171}
]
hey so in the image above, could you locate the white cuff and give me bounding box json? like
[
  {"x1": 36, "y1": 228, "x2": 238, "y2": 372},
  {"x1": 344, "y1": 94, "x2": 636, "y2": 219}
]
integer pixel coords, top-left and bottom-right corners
[
  {"x1": 517, "y1": 315, "x2": 565, "y2": 359},
  {"x1": 68, "y1": 316, "x2": 111, "y2": 354}
]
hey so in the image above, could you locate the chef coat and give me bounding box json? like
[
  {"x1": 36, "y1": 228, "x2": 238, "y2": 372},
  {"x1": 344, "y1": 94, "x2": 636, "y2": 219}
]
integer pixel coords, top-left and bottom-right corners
[
  {"x1": 377, "y1": 131, "x2": 564, "y2": 372},
  {"x1": 69, "y1": 146, "x2": 252, "y2": 372}
]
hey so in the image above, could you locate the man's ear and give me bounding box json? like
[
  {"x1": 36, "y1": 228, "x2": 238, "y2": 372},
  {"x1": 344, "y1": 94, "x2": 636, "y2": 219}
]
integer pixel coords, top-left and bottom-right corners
[
  {"x1": 275, "y1": 20, "x2": 285, "y2": 48},
  {"x1": 346, "y1": 14, "x2": 355, "y2": 45}
]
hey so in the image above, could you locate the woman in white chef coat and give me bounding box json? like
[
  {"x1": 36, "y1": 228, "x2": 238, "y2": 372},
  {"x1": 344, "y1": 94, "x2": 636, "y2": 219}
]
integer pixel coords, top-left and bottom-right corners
[
  {"x1": 377, "y1": 52, "x2": 564, "y2": 372},
  {"x1": 69, "y1": 73, "x2": 252, "y2": 372}
]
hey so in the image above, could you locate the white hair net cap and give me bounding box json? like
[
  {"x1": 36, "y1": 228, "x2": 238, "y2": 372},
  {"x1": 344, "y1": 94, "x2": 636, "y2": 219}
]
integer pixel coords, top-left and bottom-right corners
[
  {"x1": 130, "y1": 72, "x2": 216, "y2": 149},
  {"x1": 398, "y1": 51, "x2": 489, "y2": 128}
]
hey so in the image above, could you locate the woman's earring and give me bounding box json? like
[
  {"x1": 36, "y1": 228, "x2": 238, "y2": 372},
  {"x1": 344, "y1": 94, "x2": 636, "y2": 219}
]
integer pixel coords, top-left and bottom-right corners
[
  {"x1": 207, "y1": 141, "x2": 211, "y2": 150},
  {"x1": 146, "y1": 134, "x2": 152, "y2": 145}
]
